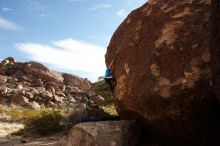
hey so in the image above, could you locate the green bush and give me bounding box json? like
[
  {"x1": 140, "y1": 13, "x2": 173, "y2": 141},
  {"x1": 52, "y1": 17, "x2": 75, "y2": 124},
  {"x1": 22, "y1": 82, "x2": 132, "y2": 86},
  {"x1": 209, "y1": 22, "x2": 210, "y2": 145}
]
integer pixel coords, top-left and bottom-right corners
[
  {"x1": 101, "y1": 105, "x2": 118, "y2": 116},
  {"x1": 8, "y1": 108, "x2": 22, "y2": 121},
  {"x1": 24, "y1": 109, "x2": 63, "y2": 135}
]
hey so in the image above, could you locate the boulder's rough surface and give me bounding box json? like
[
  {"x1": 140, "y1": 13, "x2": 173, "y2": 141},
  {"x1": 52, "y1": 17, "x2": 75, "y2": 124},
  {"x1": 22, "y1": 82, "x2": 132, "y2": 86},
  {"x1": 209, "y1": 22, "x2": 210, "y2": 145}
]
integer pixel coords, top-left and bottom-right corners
[
  {"x1": 211, "y1": 0, "x2": 220, "y2": 101},
  {"x1": 61, "y1": 120, "x2": 140, "y2": 146},
  {"x1": 106, "y1": 0, "x2": 216, "y2": 144}
]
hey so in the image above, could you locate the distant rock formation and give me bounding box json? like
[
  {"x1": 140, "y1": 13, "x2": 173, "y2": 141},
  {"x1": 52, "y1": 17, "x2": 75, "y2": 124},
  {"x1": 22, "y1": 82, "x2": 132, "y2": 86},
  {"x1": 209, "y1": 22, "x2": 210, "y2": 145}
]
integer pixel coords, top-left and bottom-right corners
[
  {"x1": 106, "y1": 0, "x2": 220, "y2": 145},
  {"x1": 0, "y1": 57, "x2": 101, "y2": 109}
]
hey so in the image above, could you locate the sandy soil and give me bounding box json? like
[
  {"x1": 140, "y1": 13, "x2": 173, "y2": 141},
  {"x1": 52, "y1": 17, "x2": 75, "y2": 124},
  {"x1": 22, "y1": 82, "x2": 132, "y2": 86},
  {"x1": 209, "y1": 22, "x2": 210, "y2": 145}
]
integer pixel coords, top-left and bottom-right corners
[{"x1": 0, "y1": 122, "x2": 65, "y2": 146}]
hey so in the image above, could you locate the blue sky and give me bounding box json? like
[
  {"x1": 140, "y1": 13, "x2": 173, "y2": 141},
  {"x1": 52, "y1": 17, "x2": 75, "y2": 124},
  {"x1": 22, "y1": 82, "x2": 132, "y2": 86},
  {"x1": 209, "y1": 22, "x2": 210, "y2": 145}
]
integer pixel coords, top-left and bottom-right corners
[{"x1": 0, "y1": 0, "x2": 146, "y2": 82}]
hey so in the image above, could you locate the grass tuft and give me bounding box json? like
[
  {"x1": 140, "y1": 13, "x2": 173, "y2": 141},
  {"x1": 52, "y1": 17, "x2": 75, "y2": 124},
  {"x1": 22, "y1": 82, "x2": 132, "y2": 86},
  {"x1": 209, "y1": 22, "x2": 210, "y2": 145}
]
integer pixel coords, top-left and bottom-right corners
[{"x1": 101, "y1": 105, "x2": 118, "y2": 116}]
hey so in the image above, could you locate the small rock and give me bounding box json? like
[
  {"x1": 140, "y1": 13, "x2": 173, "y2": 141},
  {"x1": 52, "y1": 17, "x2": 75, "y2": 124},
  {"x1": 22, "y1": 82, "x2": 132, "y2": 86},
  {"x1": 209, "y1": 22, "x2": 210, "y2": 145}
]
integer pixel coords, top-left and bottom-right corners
[
  {"x1": 16, "y1": 84, "x2": 23, "y2": 90},
  {"x1": 40, "y1": 91, "x2": 53, "y2": 100},
  {"x1": 45, "y1": 81, "x2": 59, "y2": 90},
  {"x1": 0, "y1": 86, "x2": 8, "y2": 94},
  {"x1": 90, "y1": 95, "x2": 105, "y2": 104},
  {"x1": 48, "y1": 101, "x2": 57, "y2": 107},
  {"x1": 54, "y1": 95, "x2": 63, "y2": 103},
  {"x1": 0, "y1": 75, "x2": 7, "y2": 83},
  {"x1": 31, "y1": 89, "x2": 40, "y2": 96},
  {"x1": 32, "y1": 79, "x2": 44, "y2": 87},
  {"x1": 25, "y1": 92, "x2": 34, "y2": 99},
  {"x1": 28, "y1": 101, "x2": 41, "y2": 109},
  {"x1": 70, "y1": 97, "x2": 76, "y2": 103},
  {"x1": 56, "y1": 91, "x2": 66, "y2": 97},
  {"x1": 7, "y1": 77, "x2": 18, "y2": 84},
  {"x1": 47, "y1": 86, "x2": 56, "y2": 95}
]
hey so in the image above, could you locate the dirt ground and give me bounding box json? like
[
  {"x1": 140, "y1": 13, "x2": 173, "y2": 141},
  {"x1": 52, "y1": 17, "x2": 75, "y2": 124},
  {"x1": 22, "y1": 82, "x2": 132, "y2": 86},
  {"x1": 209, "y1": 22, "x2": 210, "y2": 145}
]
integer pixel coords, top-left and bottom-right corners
[{"x1": 0, "y1": 122, "x2": 65, "y2": 146}]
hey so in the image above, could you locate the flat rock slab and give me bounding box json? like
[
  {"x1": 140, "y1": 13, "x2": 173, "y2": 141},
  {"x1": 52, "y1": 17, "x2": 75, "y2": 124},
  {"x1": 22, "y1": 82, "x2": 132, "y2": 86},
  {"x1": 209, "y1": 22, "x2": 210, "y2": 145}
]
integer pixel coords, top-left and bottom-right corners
[{"x1": 61, "y1": 120, "x2": 140, "y2": 146}]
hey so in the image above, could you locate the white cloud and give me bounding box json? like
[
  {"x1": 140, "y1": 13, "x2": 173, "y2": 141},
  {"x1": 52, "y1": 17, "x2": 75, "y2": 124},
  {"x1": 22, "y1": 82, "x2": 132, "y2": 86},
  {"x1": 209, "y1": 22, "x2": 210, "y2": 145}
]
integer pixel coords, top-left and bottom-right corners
[
  {"x1": 117, "y1": 9, "x2": 129, "y2": 18},
  {"x1": 40, "y1": 14, "x2": 50, "y2": 17},
  {"x1": 0, "y1": 17, "x2": 20, "y2": 31},
  {"x1": 16, "y1": 38, "x2": 106, "y2": 82},
  {"x1": 87, "y1": 4, "x2": 111, "y2": 11},
  {"x1": 2, "y1": 8, "x2": 13, "y2": 11}
]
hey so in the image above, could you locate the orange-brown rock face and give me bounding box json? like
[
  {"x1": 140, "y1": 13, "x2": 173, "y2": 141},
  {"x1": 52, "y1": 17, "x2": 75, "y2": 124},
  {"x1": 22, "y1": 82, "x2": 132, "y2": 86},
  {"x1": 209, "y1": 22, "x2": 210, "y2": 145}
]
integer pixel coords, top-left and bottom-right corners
[{"x1": 106, "y1": 0, "x2": 214, "y2": 144}]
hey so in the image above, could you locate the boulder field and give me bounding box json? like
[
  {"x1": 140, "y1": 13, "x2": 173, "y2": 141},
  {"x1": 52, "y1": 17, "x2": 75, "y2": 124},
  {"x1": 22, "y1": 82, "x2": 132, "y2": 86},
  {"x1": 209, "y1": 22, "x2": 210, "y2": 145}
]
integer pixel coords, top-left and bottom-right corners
[{"x1": 0, "y1": 57, "x2": 104, "y2": 109}]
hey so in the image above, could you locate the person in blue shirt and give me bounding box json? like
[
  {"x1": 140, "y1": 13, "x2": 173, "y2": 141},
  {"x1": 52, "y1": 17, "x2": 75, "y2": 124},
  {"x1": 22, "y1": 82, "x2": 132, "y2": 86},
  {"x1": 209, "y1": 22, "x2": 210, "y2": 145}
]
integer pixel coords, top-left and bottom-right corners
[
  {"x1": 104, "y1": 67, "x2": 116, "y2": 91},
  {"x1": 105, "y1": 67, "x2": 111, "y2": 78}
]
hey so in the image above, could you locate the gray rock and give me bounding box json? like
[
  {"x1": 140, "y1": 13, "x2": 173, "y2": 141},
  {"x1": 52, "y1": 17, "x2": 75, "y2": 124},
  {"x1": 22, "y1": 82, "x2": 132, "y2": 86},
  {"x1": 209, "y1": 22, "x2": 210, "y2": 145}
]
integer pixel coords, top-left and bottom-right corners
[
  {"x1": 28, "y1": 101, "x2": 41, "y2": 109},
  {"x1": 24, "y1": 92, "x2": 34, "y2": 99},
  {"x1": 16, "y1": 84, "x2": 23, "y2": 90},
  {"x1": 40, "y1": 91, "x2": 53, "y2": 100},
  {"x1": 54, "y1": 95, "x2": 63, "y2": 103},
  {"x1": 0, "y1": 86, "x2": 8, "y2": 94}
]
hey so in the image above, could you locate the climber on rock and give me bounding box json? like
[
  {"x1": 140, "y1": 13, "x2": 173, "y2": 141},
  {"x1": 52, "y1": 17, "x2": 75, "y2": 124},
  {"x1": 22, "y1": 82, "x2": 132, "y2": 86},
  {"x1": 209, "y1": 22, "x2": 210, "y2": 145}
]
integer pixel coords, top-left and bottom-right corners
[{"x1": 104, "y1": 67, "x2": 116, "y2": 91}]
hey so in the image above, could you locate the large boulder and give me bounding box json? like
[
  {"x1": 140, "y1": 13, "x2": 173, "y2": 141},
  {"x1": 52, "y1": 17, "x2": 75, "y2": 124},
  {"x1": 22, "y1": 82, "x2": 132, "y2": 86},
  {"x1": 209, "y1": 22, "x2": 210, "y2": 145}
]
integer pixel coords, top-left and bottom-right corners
[
  {"x1": 17, "y1": 61, "x2": 64, "y2": 84},
  {"x1": 63, "y1": 73, "x2": 91, "y2": 90},
  {"x1": 61, "y1": 120, "x2": 140, "y2": 146},
  {"x1": 106, "y1": 0, "x2": 215, "y2": 144},
  {"x1": 210, "y1": 0, "x2": 220, "y2": 101},
  {"x1": 10, "y1": 95, "x2": 30, "y2": 107}
]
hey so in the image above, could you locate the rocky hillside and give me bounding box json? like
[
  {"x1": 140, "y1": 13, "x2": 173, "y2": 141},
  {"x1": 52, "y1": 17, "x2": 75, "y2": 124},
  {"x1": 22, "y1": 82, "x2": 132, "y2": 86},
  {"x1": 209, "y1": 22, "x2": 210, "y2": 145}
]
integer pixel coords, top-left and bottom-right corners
[
  {"x1": 0, "y1": 57, "x2": 103, "y2": 109},
  {"x1": 106, "y1": 0, "x2": 220, "y2": 145}
]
